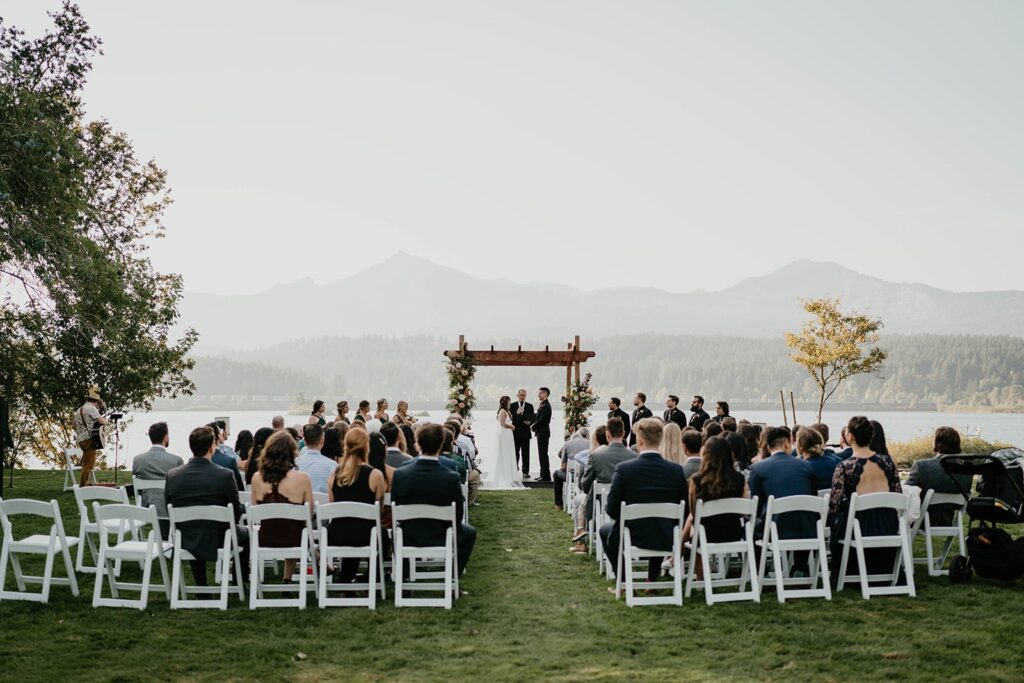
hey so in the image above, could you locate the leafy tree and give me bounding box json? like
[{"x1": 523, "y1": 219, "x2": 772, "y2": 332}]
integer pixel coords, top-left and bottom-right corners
[
  {"x1": 785, "y1": 298, "x2": 887, "y2": 422},
  {"x1": 1, "y1": 3, "x2": 196, "y2": 467}
]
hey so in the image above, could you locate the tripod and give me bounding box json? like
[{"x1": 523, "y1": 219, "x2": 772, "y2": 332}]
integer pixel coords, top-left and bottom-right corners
[{"x1": 110, "y1": 412, "x2": 123, "y2": 485}]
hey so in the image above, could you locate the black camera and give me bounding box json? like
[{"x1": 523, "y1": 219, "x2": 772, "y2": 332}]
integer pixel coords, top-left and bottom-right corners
[{"x1": 109, "y1": 411, "x2": 124, "y2": 421}]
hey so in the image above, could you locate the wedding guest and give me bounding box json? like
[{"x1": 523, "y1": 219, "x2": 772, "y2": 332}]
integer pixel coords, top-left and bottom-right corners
[
  {"x1": 905, "y1": 427, "x2": 973, "y2": 526},
  {"x1": 660, "y1": 422, "x2": 684, "y2": 464},
  {"x1": 131, "y1": 421, "x2": 183, "y2": 536},
  {"x1": 564, "y1": 427, "x2": 609, "y2": 534},
  {"x1": 354, "y1": 400, "x2": 371, "y2": 423},
  {"x1": 393, "y1": 400, "x2": 417, "y2": 426},
  {"x1": 245, "y1": 427, "x2": 274, "y2": 485},
  {"x1": 321, "y1": 426, "x2": 343, "y2": 462},
  {"x1": 607, "y1": 397, "x2": 632, "y2": 445},
  {"x1": 724, "y1": 431, "x2": 751, "y2": 471},
  {"x1": 374, "y1": 398, "x2": 390, "y2": 423},
  {"x1": 215, "y1": 421, "x2": 239, "y2": 460},
  {"x1": 599, "y1": 418, "x2": 686, "y2": 584},
  {"x1": 738, "y1": 424, "x2": 760, "y2": 470},
  {"x1": 349, "y1": 420, "x2": 367, "y2": 433},
  {"x1": 869, "y1": 420, "x2": 889, "y2": 456},
  {"x1": 712, "y1": 401, "x2": 731, "y2": 424},
  {"x1": 400, "y1": 423, "x2": 418, "y2": 455},
  {"x1": 681, "y1": 428, "x2": 703, "y2": 483},
  {"x1": 296, "y1": 424, "x2": 336, "y2": 494},
  {"x1": 702, "y1": 420, "x2": 723, "y2": 443},
  {"x1": 367, "y1": 431, "x2": 396, "y2": 533},
  {"x1": 327, "y1": 427, "x2": 386, "y2": 583},
  {"x1": 721, "y1": 416, "x2": 738, "y2": 433},
  {"x1": 271, "y1": 415, "x2": 285, "y2": 431},
  {"x1": 663, "y1": 395, "x2": 688, "y2": 430},
  {"x1": 809, "y1": 423, "x2": 834, "y2": 455},
  {"x1": 208, "y1": 422, "x2": 244, "y2": 490},
  {"x1": 446, "y1": 419, "x2": 480, "y2": 505},
  {"x1": 748, "y1": 427, "x2": 816, "y2": 541},
  {"x1": 309, "y1": 400, "x2": 327, "y2": 426},
  {"x1": 579, "y1": 418, "x2": 634, "y2": 553},
  {"x1": 797, "y1": 427, "x2": 840, "y2": 491},
  {"x1": 554, "y1": 428, "x2": 590, "y2": 508},
  {"x1": 392, "y1": 423, "x2": 476, "y2": 574},
  {"x1": 381, "y1": 422, "x2": 413, "y2": 467},
  {"x1": 630, "y1": 393, "x2": 653, "y2": 448},
  {"x1": 835, "y1": 426, "x2": 853, "y2": 459},
  {"x1": 234, "y1": 430, "x2": 254, "y2": 471},
  {"x1": 688, "y1": 396, "x2": 711, "y2": 430},
  {"x1": 252, "y1": 431, "x2": 314, "y2": 582},
  {"x1": 334, "y1": 401, "x2": 350, "y2": 425},
  {"x1": 444, "y1": 425, "x2": 480, "y2": 505}
]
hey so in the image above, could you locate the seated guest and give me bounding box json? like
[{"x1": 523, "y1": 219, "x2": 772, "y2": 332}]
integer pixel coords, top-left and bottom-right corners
[
  {"x1": 131, "y1": 421, "x2": 184, "y2": 536},
  {"x1": 828, "y1": 416, "x2": 902, "y2": 578},
  {"x1": 296, "y1": 423, "x2": 337, "y2": 494},
  {"x1": 381, "y1": 422, "x2": 413, "y2": 467},
  {"x1": 738, "y1": 424, "x2": 759, "y2": 470},
  {"x1": 702, "y1": 420, "x2": 723, "y2": 443},
  {"x1": 165, "y1": 426, "x2": 249, "y2": 586},
  {"x1": 870, "y1": 420, "x2": 889, "y2": 456},
  {"x1": 660, "y1": 422, "x2": 684, "y2": 464},
  {"x1": 798, "y1": 427, "x2": 840, "y2": 491},
  {"x1": 578, "y1": 419, "x2": 634, "y2": 550},
  {"x1": 327, "y1": 428, "x2": 386, "y2": 582},
  {"x1": 400, "y1": 423, "x2": 419, "y2": 455},
  {"x1": 209, "y1": 422, "x2": 244, "y2": 490},
  {"x1": 720, "y1": 416, "x2": 738, "y2": 433},
  {"x1": 251, "y1": 431, "x2": 314, "y2": 583},
  {"x1": 367, "y1": 431, "x2": 396, "y2": 534},
  {"x1": 442, "y1": 427, "x2": 468, "y2": 482},
  {"x1": 834, "y1": 426, "x2": 853, "y2": 459},
  {"x1": 681, "y1": 436, "x2": 749, "y2": 575},
  {"x1": 234, "y1": 430, "x2": 254, "y2": 472},
  {"x1": 680, "y1": 428, "x2": 703, "y2": 483},
  {"x1": 245, "y1": 427, "x2": 274, "y2": 486},
  {"x1": 446, "y1": 420, "x2": 481, "y2": 506},
  {"x1": 391, "y1": 423, "x2": 476, "y2": 574},
  {"x1": 747, "y1": 426, "x2": 816, "y2": 541},
  {"x1": 322, "y1": 424, "x2": 346, "y2": 462},
  {"x1": 554, "y1": 428, "x2": 590, "y2": 509},
  {"x1": 271, "y1": 415, "x2": 285, "y2": 431},
  {"x1": 723, "y1": 431, "x2": 751, "y2": 472},
  {"x1": 808, "y1": 423, "x2": 834, "y2": 455},
  {"x1": 905, "y1": 426, "x2": 973, "y2": 526},
  {"x1": 599, "y1": 418, "x2": 686, "y2": 584}
]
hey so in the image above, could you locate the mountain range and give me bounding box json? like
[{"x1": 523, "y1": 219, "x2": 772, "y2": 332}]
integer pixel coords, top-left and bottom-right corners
[{"x1": 178, "y1": 253, "x2": 1024, "y2": 350}]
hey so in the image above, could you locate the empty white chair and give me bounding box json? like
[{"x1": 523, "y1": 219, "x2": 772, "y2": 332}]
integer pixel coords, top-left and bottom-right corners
[
  {"x1": 167, "y1": 504, "x2": 246, "y2": 610},
  {"x1": 74, "y1": 485, "x2": 134, "y2": 575},
  {"x1": 835, "y1": 492, "x2": 916, "y2": 599},
  {"x1": 614, "y1": 501, "x2": 685, "y2": 607},
  {"x1": 757, "y1": 495, "x2": 832, "y2": 602},
  {"x1": 392, "y1": 503, "x2": 459, "y2": 609},
  {"x1": 317, "y1": 501, "x2": 386, "y2": 609},
  {"x1": 247, "y1": 502, "x2": 315, "y2": 609},
  {"x1": 685, "y1": 496, "x2": 761, "y2": 605},
  {"x1": 911, "y1": 490, "x2": 967, "y2": 577},
  {"x1": 132, "y1": 476, "x2": 168, "y2": 529},
  {"x1": 64, "y1": 447, "x2": 97, "y2": 491},
  {"x1": 591, "y1": 482, "x2": 613, "y2": 577},
  {"x1": 91, "y1": 503, "x2": 172, "y2": 609},
  {"x1": 0, "y1": 498, "x2": 79, "y2": 603}
]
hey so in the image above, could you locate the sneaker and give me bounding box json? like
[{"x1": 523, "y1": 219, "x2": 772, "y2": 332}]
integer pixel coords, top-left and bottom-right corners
[
  {"x1": 569, "y1": 542, "x2": 588, "y2": 554},
  {"x1": 571, "y1": 530, "x2": 588, "y2": 543}
]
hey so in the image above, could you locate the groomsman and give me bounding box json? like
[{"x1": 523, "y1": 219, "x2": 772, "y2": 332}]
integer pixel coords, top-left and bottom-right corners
[
  {"x1": 607, "y1": 397, "x2": 631, "y2": 445},
  {"x1": 630, "y1": 393, "x2": 653, "y2": 448},
  {"x1": 689, "y1": 395, "x2": 711, "y2": 430},
  {"x1": 663, "y1": 395, "x2": 687, "y2": 430},
  {"x1": 511, "y1": 388, "x2": 535, "y2": 478},
  {"x1": 532, "y1": 387, "x2": 553, "y2": 481}
]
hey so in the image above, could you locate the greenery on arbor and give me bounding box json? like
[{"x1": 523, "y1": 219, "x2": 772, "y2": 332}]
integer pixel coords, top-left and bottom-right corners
[
  {"x1": 0, "y1": 3, "x2": 196, "y2": 467},
  {"x1": 785, "y1": 298, "x2": 887, "y2": 422}
]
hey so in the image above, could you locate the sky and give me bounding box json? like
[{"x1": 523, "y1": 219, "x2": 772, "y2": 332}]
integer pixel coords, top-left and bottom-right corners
[{"x1": 6, "y1": 1, "x2": 1024, "y2": 295}]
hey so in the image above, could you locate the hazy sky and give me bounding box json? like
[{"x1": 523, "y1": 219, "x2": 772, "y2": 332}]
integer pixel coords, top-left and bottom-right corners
[{"x1": 7, "y1": 1, "x2": 1024, "y2": 294}]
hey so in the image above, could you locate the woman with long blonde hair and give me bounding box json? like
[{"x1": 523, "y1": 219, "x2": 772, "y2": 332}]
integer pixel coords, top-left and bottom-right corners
[
  {"x1": 327, "y1": 429, "x2": 386, "y2": 582},
  {"x1": 660, "y1": 422, "x2": 684, "y2": 464}
]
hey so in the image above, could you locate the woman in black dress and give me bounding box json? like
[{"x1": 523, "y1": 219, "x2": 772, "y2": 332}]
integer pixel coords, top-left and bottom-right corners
[{"x1": 328, "y1": 428, "x2": 386, "y2": 582}]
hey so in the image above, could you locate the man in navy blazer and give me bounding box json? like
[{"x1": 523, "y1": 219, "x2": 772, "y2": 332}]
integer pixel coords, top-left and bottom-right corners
[
  {"x1": 391, "y1": 423, "x2": 476, "y2": 574},
  {"x1": 747, "y1": 426, "x2": 817, "y2": 542},
  {"x1": 599, "y1": 418, "x2": 687, "y2": 582}
]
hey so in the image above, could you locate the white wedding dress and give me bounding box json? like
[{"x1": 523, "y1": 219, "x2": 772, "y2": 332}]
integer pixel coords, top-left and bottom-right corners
[{"x1": 483, "y1": 409, "x2": 525, "y2": 490}]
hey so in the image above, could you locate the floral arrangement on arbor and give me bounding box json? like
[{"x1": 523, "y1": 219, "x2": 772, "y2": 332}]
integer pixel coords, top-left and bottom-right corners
[
  {"x1": 562, "y1": 372, "x2": 598, "y2": 439},
  {"x1": 445, "y1": 351, "x2": 479, "y2": 418}
]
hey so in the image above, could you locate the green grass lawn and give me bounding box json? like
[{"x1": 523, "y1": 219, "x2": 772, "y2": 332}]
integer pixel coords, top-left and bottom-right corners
[{"x1": 1, "y1": 470, "x2": 1023, "y2": 682}]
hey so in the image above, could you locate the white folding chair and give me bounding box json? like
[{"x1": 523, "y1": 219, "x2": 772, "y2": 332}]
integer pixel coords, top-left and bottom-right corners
[
  {"x1": 911, "y1": 490, "x2": 967, "y2": 577},
  {"x1": 167, "y1": 504, "x2": 246, "y2": 610},
  {"x1": 73, "y1": 485, "x2": 134, "y2": 575},
  {"x1": 64, "y1": 447, "x2": 97, "y2": 491},
  {"x1": 591, "y1": 482, "x2": 613, "y2": 578},
  {"x1": 91, "y1": 503, "x2": 172, "y2": 609},
  {"x1": 313, "y1": 492, "x2": 330, "y2": 508},
  {"x1": 392, "y1": 503, "x2": 459, "y2": 609},
  {"x1": 460, "y1": 482, "x2": 469, "y2": 524},
  {"x1": 0, "y1": 498, "x2": 80, "y2": 603},
  {"x1": 317, "y1": 501, "x2": 386, "y2": 609},
  {"x1": 563, "y1": 466, "x2": 576, "y2": 515},
  {"x1": 835, "y1": 492, "x2": 916, "y2": 599},
  {"x1": 132, "y1": 476, "x2": 168, "y2": 528},
  {"x1": 685, "y1": 496, "x2": 761, "y2": 605},
  {"x1": 247, "y1": 502, "x2": 315, "y2": 609},
  {"x1": 817, "y1": 488, "x2": 832, "y2": 499},
  {"x1": 756, "y1": 495, "x2": 832, "y2": 602},
  {"x1": 614, "y1": 501, "x2": 685, "y2": 607}
]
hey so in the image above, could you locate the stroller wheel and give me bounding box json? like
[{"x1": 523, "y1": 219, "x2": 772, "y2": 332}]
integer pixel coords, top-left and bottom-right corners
[{"x1": 950, "y1": 555, "x2": 972, "y2": 584}]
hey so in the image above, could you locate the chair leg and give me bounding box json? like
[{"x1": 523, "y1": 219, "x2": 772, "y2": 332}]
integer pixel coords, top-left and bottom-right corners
[
  {"x1": 39, "y1": 545, "x2": 57, "y2": 604},
  {"x1": 10, "y1": 553, "x2": 27, "y2": 592},
  {"x1": 771, "y1": 541, "x2": 786, "y2": 603},
  {"x1": 138, "y1": 553, "x2": 154, "y2": 611},
  {"x1": 853, "y1": 525, "x2": 870, "y2": 600}
]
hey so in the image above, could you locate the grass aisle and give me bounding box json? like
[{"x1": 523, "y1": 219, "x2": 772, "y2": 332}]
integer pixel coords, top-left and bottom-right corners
[{"x1": 1, "y1": 473, "x2": 1023, "y2": 681}]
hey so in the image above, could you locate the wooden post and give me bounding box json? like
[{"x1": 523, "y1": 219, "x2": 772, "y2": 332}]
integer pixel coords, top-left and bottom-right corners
[
  {"x1": 565, "y1": 363, "x2": 572, "y2": 398},
  {"x1": 790, "y1": 391, "x2": 797, "y2": 427},
  {"x1": 574, "y1": 336, "x2": 581, "y2": 383},
  {"x1": 458, "y1": 335, "x2": 465, "y2": 353},
  {"x1": 779, "y1": 390, "x2": 788, "y2": 428}
]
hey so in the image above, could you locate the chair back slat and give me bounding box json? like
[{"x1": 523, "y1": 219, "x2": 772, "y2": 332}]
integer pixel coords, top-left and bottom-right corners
[
  {"x1": 593, "y1": 482, "x2": 612, "y2": 497},
  {"x1": 317, "y1": 501, "x2": 380, "y2": 523},
  {"x1": 697, "y1": 496, "x2": 757, "y2": 518},
  {"x1": 393, "y1": 503, "x2": 456, "y2": 523},
  {"x1": 245, "y1": 502, "x2": 310, "y2": 523},
  {"x1": 167, "y1": 504, "x2": 234, "y2": 525},
  {"x1": 817, "y1": 488, "x2": 832, "y2": 498},
  {"x1": 0, "y1": 497, "x2": 58, "y2": 519},
  {"x1": 765, "y1": 495, "x2": 828, "y2": 516},
  {"x1": 925, "y1": 492, "x2": 967, "y2": 508},
  {"x1": 92, "y1": 502, "x2": 161, "y2": 528},
  {"x1": 851, "y1": 491, "x2": 910, "y2": 513},
  {"x1": 620, "y1": 501, "x2": 684, "y2": 522}
]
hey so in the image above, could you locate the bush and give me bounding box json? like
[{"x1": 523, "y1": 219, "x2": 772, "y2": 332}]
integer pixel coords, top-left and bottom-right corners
[{"x1": 889, "y1": 436, "x2": 1014, "y2": 468}]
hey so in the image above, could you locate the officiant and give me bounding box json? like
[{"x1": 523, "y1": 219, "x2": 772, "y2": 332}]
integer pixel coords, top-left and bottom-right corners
[{"x1": 511, "y1": 388, "x2": 535, "y2": 478}]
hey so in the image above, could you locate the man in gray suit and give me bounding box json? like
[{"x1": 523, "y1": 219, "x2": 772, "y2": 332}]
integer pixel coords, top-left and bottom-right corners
[
  {"x1": 580, "y1": 417, "x2": 635, "y2": 525},
  {"x1": 382, "y1": 422, "x2": 413, "y2": 467},
  {"x1": 906, "y1": 427, "x2": 973, "y2": 526},
  {"x1": 680, "y1": 428, "x2": 703, "y2": 483},
  {"x1": 131, "y1": 422, "x2": 183, "y2": 532}
]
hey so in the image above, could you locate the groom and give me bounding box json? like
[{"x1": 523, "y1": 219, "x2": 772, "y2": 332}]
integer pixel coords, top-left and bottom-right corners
[
  {"x1": 532, "y1": 387, "x2": 552, "y2": 482},
  {"x1": 511, "y1": 388, "x2": 535, "y2": 479}
]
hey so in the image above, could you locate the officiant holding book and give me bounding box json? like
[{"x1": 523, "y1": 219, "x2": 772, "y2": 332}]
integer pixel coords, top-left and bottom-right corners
[{"x1": 511, "y1": 389, "x2": 535, "y2": 479}]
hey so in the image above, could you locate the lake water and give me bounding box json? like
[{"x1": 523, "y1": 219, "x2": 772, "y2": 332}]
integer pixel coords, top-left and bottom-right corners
[{"x1": 89, "y1": 408, "x2": 1024, "y2": 474}]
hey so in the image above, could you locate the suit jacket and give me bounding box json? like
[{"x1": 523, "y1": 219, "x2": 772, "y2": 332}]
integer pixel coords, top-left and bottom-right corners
[
  {"x1": 607, "y1": 408, "x2": 632, "y2": 442},
  {"x1": 689, "y1": 409, "x2": 711, "y2": 430},
  {"x1": 906, "y1": 455, "x2": 973, "y2": 526},
  {"x1": 532, "y1": 400, "x2": 552, "y2": 436},
  {"x1": 747, "y1": 452, "x2": 817, "y2": 539},
  {"x1": 511, "y1": 401, "x2": 535, "y2": 435},
  {"x1": 681, "y1": 456, "x2": 702, "y2": 484},
  {"x1": 386, "y1": 448, "x2": 413, "y2": 468},
  {"x1": 806, "y1": 452, "x2": 842, "y2": 491},
  {"x1": 164, "y1": 457, "x2": 242, "y2": 560},
  {"x1": 580, "y1": 442, "x2": 635, "y2": 519},
  {"x1": 605, "y1": 452, "x2": 687, "y2": 552},
  {"x1": 663, "y1": 408, "x2": 687, "y2": 430},
  {"x1": 629, "y1": 405, "x2": 653, "y2": 446},
  {"x1": 391, "y1": 457, "x2": 467, "y2": 547},
  {"x1": 212, "y1": 446, "x2": 244, "y2": 491},
  {"x1": 131, "y1": 446, "x2": 184, "y2": 518},
  {"x1": 409, "y1": 454, "x2": 458, "y2": 473}
]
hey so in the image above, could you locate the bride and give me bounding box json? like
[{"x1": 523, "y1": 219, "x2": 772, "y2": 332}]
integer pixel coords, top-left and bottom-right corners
[{"x1": 483, "y1": 396, "x2": 524, "y2": 490}]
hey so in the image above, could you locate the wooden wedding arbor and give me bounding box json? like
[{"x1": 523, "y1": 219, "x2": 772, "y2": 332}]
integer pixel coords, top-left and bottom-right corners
[{"x1": 443, "y1": 335, "x2": 596, "y2": 397}]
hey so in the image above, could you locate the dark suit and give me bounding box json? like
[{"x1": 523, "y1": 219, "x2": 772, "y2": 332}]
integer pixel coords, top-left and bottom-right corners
[
  {"x1": 165, "y1": 457, "x2": 248, "y2": 585},
  {"x1": 511, "y1": 401, "x2": 535, "y2": 476},
  {"x1": 532, "y1": 399, "x2": 552, "y2": 479},
  {"x1": 629, "y1": 405, "x2": 653, "y2": 447},
  {"x1": 607, "y1": 408, "x2": 631, "y2": 443},
  {"x1": 807, "y1": 452, "x2": 842, "y2": 491},
  {"x1": 391, "y1": 457, "x2": 476, "y2": 574},
  {"x1": 906, "y1": 455, "x2": 973, "y2": 526},
  {"x1": 580, "y1": 442, "x2": 635, "y2": 520},
  {"x1": 689, "y1": 409, "x2": 711, "y2": 431},
  {"x1": 663, "y1": 408, "x2": 687, "y2": 430},
  {"x1": 747, "y1": 452, "x2": 817, "y2": 540},
  {"x1": 599, "y1": 452, "x2": 687, "y2": 580},
  {"x1": 212, "y1": 446, "x2": 244, "y2": 491}
]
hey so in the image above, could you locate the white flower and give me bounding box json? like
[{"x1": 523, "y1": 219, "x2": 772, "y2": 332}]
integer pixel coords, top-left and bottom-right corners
[
  {"x1": 455, "y1": 362, "x2": 462, "y2": 369},
  {"x1": 458, "y1": 394, "x2": 465, "y2": 400},
  {"x1": 461, "y1": 369, "x2": 468, "y2": 376}
]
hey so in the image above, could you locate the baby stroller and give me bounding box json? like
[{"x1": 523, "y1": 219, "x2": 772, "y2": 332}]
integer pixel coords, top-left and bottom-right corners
[{"x1": 940, "y1": 448, "x2": 1024, "y2": 583}]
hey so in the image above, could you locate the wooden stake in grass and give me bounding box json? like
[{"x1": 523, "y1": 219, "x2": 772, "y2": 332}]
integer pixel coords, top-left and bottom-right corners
[
  {"x1": 790, "y1": 391, "x2": 797, "y2": 428},
  {"x1": 780, "y1": 390, "x2": 788, "y2": 428}
]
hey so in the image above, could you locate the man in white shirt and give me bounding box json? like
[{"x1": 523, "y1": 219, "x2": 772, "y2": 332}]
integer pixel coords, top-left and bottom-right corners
[
  {"x1": 72, "y1": 387, "x2": 107, "y2": 487},
  {"x1": 296, "y1": 424, "x2": 336, "y2": 494}
]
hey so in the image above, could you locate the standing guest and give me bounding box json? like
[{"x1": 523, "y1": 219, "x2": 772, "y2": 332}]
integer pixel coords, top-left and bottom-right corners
[
  {"x1": 334, "y1": 401, "x2": 351, "y2": 425},
  {"x1": 798, "y1": 427, "x2": 840, "y2": 491},
  {"x1": 688, "y1": 396, "x2": 711, "y2": 430},
  {"x1": 720, "y1": 416, "x2": 738, "y2": 433},
  {"x1": 309, "y1": 400, "x2": 327, "y2": 426},
  {"x1": 392, "y1": 423, "x2": 476, "y2": 574},
  {"x1": 711, "y1": 401, "x2": 730, "y2": 424},
  {"x1": 599, "y1": 418, "x2": 686, "y2": 584},
  {"x1": 382, "y1": 422, "x2": 413, "y2": 467},
  {"x1": 532, "y1": 387, "x2": 553, "y2": 482},
  {"x1": 165, "y1": 425, "x2": 249, "y2": 587},
  {"x1": 234, "y1": 430, "x2": 254, "y2": 472},
  {"x1": 374, "y1": 398, "x2": 390, "y2": 423},
  {"x1": 630, "y1": 393, "x2": 653, "y2": 448},
  {"x1": 663, "y1": 395, "x2": 688, "y2": 430},
  {"x1": 393, "y1": 401, "x2": 417, "y2": 426},
  {"x1": 660, "y1": 422, "x2": 684, "y2": 464},
  {"x1": 354, "y1": 400, "x2": 371, "y2": 423},
  {"x1": 724, "y1": 431, "x2": 751, "y2": 472},
  {"x1": 580, "y1": 418, "x2": 634, "y2": 546},
  {"x1": 131, "y1": 421, "x2": 184, "y2": 535},
  {"x1": 271, "y1": 415, "x2": 285, "y2": 431},
  {"x1": 296, "y1": 424, "x2": 336, "y2": 494},
  {"x1": 511, "y1": 389, "x2": 535, "y2": 479},
  {"x1": 208, "y1": 422, "x2": 244, "y2": 490},
  {"x1": 72, "y1": 387, "x2": 108, "y2": 487},
  {"x1": 680, "y1": 428, "x2": 704, "y2": 483},
  {"x1": 607, "y1": 398, "x2": 632, "y2": 445},
  {"x1": 327, "y1": 428, "x2": 386, "y2": 583},
  {"x1": 245, "y1": 427, "x2": 275, "y2": 486},
  {"x1": 747, "y1": 426, "x2": 816, "y2": 542},
  {"x1": 905, "y1": 427, "x2": 974, "y2": 526},
  {"x1": 322, "y1": 426, "x2": 343, "y2": 462},
  {"x1": 251, "y1": 431, "x2": 314, "y2": 582},
  {"x1": 869, "y1": 420, "x2": 889, "y2": 456}
]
